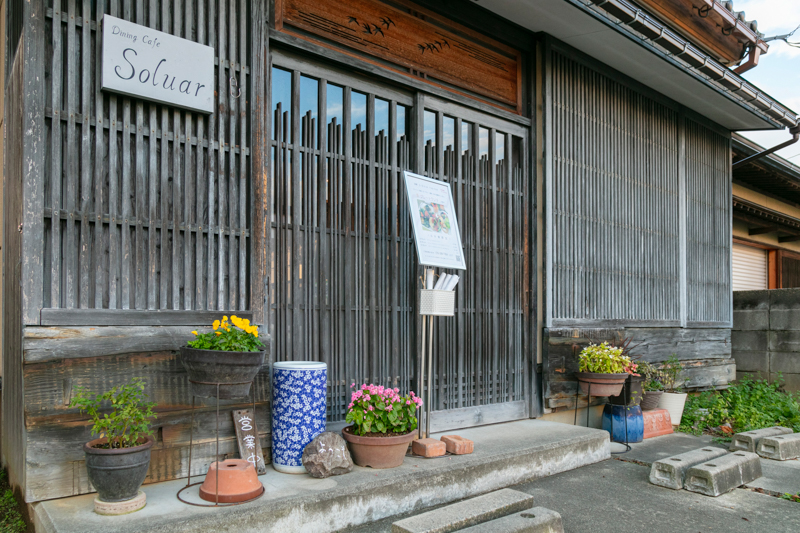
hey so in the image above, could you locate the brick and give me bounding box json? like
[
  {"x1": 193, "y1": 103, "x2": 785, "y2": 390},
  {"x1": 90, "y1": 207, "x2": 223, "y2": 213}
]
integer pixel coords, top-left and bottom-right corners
[
  {"x1": 642, "y1": 409, "x2": 673, "y2": 440},
  {"x1": 392, "y1": 488, "x2": 534, "y2": 533},
  {"x1": 684, "y1": 452, "x2": 762, "y2": 497},
  {"x1": 733, "y1": 309, "x2": 769, "y2": 331},
  {"x1": 756, "y1": 432, "x2": 800, "y2": 461},
  {"x1": 731, "y1": 351, "x2": 769, "y2": 373},
  {"x1": 457, "y1": 508, "x2": 564, "y2": 533},
  {"x1": 441, "y1": 435, "x2": 474, "y2": 455},
  {"x1": 412, "y1": 438, "x2": 446, "y2": 458},
  {"x1": 729, "y1": 427, "x2": 793, "y2": 453},
  {"x1": 649, "y1": 447, "x2": 729, "y2": 490},
  {"x1": 732, "y1": 331, "x2": 768, "y2": 352}
]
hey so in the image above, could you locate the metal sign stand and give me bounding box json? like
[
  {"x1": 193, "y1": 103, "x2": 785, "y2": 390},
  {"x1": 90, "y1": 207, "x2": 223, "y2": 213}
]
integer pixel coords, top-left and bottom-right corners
[{"x1": 418, "y1": 273, "x2": 456, "y2": 439}]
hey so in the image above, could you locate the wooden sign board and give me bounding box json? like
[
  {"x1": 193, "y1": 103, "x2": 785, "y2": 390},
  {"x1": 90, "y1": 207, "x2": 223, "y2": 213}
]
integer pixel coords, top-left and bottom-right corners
[
  {"x1": 232, "y1": 409, "x2": 267, "y2": 475},
  {"x1": 277, "y1": 0, "x2": 521, "y2": 110},
  {"x1": 101, "y1": 15, "x2": 215, "y2": 113}
]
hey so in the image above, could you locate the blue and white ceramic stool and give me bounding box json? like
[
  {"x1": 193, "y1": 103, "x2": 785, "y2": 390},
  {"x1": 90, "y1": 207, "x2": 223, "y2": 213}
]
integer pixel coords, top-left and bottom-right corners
[{"x1": 271, "y1": 361, "x2": 327, "y2": 474}]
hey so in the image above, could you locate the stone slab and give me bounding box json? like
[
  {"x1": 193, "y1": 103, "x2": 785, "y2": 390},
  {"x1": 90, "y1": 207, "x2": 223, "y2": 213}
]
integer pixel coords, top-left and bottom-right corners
[
  {"x1": 756, "y1": 432, "x2": 800, "y2": 460},
  {"x1": 729, "y1": 427, "x2": 793, "y2": 453},
  {"x1": 745, "y1": 456, "x2": 800, "y2": 496},
  {"x1": 31, "y1": 420, "x2": 610, "y2": 533},
  {"x1": 457, "y1": 508, "x2": 564, "y2": 533},
  {"x1": 684, "y1": 452, "x2": 763, "y2": 497},
  {"x1": 649, "y1": 446, "x2": 729, "y2": 489},
  {"x1": 642, "y1": 409, "x2": 673, "y2": 440},
  {"x1": 391, "y1": 489, "x2": 534, "y2": 533}
]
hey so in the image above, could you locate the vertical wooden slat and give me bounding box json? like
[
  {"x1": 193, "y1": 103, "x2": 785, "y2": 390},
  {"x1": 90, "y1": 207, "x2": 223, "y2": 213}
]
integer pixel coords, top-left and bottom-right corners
[{"x1": 50, "y1": 1, "x2": 63, "y2": 308}]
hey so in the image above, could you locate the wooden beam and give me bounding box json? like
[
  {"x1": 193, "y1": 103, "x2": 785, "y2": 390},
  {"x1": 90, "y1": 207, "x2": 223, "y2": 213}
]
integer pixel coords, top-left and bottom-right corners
[
  {"x1": 749, "y1": 226, "x2": 777, "y2": 236},
  {"x1": 778, "y1": 235, "x2": 800, "y2": 243}
]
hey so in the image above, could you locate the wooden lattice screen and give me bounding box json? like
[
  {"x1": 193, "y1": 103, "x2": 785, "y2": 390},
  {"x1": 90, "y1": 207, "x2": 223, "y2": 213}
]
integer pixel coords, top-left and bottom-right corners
[{"x1": 43, "y1": 0, "x2": 251, "y2": 312}]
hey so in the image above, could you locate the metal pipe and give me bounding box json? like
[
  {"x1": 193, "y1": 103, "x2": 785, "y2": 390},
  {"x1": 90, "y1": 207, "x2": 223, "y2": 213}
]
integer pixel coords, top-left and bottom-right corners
[
  {"x1": 426, "y1": 315, "x2": 434, "y2": 439},
  {"x1": 732, "y1": 125, "x2": 800, "y2": 170}
]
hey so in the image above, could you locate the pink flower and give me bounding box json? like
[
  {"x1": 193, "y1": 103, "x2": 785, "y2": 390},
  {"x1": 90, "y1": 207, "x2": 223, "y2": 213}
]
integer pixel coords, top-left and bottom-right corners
[
  {"x1": 351, "y1": 382, "x2": 356, "y2": 388},
  {"x1": 368, "y1": 405, "x2": 374, "y2": 411},
  {"x1": 386, "y1": 405, "x2": 393, "y2": 411},
  {"x1": 364, "y1": 395, "x2": 370, "y2": 401},
  {"x1": 394, "y1": 388, "x2": 399, "y2": 393},
  {"x1": 406, "y1": 400, "x2": 411, "y2": 405},
  {"x1": 361, "y1": 384, "x2": 367, "y2": 390},
  {"x1": 348, "y1": 403, "x2": 354, "y2": 409}
]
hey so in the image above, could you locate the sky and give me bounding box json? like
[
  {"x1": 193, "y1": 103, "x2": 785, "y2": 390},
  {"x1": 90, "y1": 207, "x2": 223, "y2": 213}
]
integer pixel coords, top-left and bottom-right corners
[{"x1": 735, "y1": 0, "x2": 800, "y2": 161}]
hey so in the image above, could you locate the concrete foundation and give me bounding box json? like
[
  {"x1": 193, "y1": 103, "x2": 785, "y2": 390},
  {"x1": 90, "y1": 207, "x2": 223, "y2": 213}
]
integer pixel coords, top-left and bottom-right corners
[{"x1": 31, "y1": 420, "x2": 609, "y2": 533}]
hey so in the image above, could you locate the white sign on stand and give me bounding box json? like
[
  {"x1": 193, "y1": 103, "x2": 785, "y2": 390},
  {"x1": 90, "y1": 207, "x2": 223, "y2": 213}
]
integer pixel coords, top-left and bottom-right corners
[
  {"x1": 101, "y1": 15, "x2": 215, "y2": 114},
  {"x1": 403, "y1": 171, "x2": 466, "y2": 271}
]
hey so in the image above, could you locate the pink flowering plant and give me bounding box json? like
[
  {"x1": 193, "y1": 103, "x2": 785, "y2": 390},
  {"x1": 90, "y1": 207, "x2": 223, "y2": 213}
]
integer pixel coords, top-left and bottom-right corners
[{"x1": 346, "y1": 383, "x2": 423, "y2": 436}]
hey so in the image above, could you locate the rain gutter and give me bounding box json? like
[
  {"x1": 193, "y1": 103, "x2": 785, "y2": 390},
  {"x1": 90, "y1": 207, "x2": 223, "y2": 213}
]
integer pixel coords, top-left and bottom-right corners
[{"x1": 732, "y1": 125, "x2": 800, "y2": 170}]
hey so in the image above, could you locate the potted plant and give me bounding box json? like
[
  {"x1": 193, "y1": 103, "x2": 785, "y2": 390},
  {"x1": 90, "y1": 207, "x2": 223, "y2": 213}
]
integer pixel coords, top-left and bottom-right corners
[
  {"x1": 70, "y1": 378, "x2": 157, "y2": 508},
  {"x1": 656, "y1": 355, "x2": 689, "y2": 425},
  {"x1": 574, "y1": 342, "x2": 633, "y2": 397},
  {"x1": 341, "y1": 384, "x2": 422, "y2": 468},
  {"x1": 181, "y1": 315, "x2": 266, "y2": 399},
  {"x1": 638, "y1": 362, "x2": 665, "y2": 411}
]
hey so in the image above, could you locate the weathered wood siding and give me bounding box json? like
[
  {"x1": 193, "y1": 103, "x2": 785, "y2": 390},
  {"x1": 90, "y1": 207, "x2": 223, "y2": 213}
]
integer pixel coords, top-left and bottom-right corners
[{"x1": 42, "y1": 0, "x2": 252, "y2": 317}]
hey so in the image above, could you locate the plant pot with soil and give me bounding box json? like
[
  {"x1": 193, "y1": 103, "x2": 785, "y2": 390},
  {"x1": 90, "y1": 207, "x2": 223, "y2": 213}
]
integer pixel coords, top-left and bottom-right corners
[
  {"x1": 180, "y1": 316, "x2": 266, "y2": 399},
  {"x1": 655, "y1": 355, "x2": 689, "y2": 425},
  {"x1": 637, "y1": 361, "x2": 664, "y2": 411},
  {"x1": 341, "y1": 384, "x2": 423, "y2": 469},
  {"x1": 574, "y1": 342, "x2": 638, "y2": 397},
  {"x1": 71, "y1": 378, "x2": 157, "y2": 513},
  {"x1": 609, "y1": 374, "x2": 645, "y2": 406}
]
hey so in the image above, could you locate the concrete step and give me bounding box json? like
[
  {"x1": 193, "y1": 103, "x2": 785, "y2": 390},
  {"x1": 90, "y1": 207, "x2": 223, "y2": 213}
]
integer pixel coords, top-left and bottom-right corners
[
  {"x1": 729, "y1": 427, "x2": 793, "y2": 453},
  {"x1": 684, "y1": 451, "x2": 762, "y2": 497},
  {"x1": 457, "y1": 508, "x2": 564, "y2": 533},
  {"x1": 756, "y1": 432, "x2": 800, "y2": 461},
  {"x1": 649, "y1": 446, "x2": 729, "y2": 489},
  {"x1": 31, "y1": 420, "x2": 610, "y2": 533},
  {"x1": 391, "y1": 489, "x2": 534, "y2": 533}
]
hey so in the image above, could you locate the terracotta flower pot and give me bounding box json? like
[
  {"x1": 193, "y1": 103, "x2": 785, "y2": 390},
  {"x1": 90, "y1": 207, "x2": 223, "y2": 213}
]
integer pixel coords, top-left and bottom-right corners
[
  {"x1": 574, "y1": 372, "x2": 629, "y2": 397},
  {"x1": 199, "y1": 459, "x2": 263, "y2": 503},
  {"x1": 640, "y1": 390, "x2": 664, "y2": 411},
  {"x1": 84, "y1": 435, "x2": 154, "y2": 503},
  {"x1": 341, "y1": 426, "x2": 416, "y2": 469}
]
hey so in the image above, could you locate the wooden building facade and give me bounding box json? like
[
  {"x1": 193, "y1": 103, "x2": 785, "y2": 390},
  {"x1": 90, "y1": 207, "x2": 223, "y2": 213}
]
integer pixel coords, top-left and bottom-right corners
[{"x1": 2, "y1": 0, "x2": 797, "y2": 502}]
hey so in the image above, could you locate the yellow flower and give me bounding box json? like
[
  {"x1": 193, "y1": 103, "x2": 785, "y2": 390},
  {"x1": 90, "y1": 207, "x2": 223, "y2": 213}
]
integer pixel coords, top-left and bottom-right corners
[
  {"x1": 192, "y1": 331, "x2": 198, "y2": 336},
  {"x1": 213, "y1": 320, "x2": 220, "y2": 330},
  {"x1": 222, "y1": 316, "x2": 228, "y2": 322},
  {"x1": 216, "y1": 331, "x2": 222, "y2": 336},
  {"x1": 243, "y1": 318, "x2": 250, "y2": 327}
]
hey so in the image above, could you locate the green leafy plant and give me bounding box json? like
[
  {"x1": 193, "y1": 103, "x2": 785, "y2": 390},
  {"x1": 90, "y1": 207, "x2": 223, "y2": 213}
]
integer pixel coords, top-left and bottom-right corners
[
  {"x1": 578, "y1": 342, "x2": 638, "y2": 374},
  {"x1": 69, "y1": 378, "x2": 157, "y2": 449},
  {"x1": 0, "y1": 471, "x2": 25, "y2": 533},
  {"x1": 346, "y1": 384, "x2": 422, "y2": 436},
  {"x1": 782, "y1": 493, "x2": 800, "y2": 503},
  {"x1": 658, "y1": 355, "x2": 687, "y2": 392},
  {"x1": 187, "y1": 315, "x2": 264, "y2": 352},
  {"x1": 638, "y1": 361, "x2": 664, "y2": 391},
  {"x1": 678, "y1": 375, "x2": 800, "y2": 437}
]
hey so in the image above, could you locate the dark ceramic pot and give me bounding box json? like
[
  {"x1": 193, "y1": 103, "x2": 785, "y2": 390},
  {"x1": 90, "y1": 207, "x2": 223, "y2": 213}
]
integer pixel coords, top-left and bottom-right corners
[
  {"x1": 640, "y1": 390, "x2": 664, "y2": 411},
  {"x1": 574, "y1": 372, "x2": 629, "y2": 397},
  {"x1": 180, "y1": 347, "x2": 266, "y2": 399},
  {"x1": 609, "y1": 374, "x2": 644, "y2": 407},
  {"x1": 341, "y1": 426, "x2": 416, "y2": 469},
  {"x1": 84, "y1": 435, "x2": 154, "y2": 502}
]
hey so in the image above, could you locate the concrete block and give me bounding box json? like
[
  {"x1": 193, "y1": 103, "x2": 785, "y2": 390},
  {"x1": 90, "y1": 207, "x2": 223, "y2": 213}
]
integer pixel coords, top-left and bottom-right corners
[
  {"x1": 775, "y1": 372, "x2": 800, "y2": 393},
  {"x1": 731, "y1": 351, "x2": 769, "y2": 373},
  {"x1": 769, "y1": 288, "x2": 800, "y2": 310},
  {"x1": 736, "y1": 371, "x2": 768, "y2": 382},
  {"x1": 392, "y1": 488, "x2": 535, "y2": 533},
  {"x1": 440, "y1": 435, "x2": 473, "y2": 455},
  {"x1": 729, "y1": 427, "x2": 793, "y2": 453},
  {"x1": 769, "y1": 330, "x2": 800, "y2": 352},
  {"x1": 649, "y1": 447, "x2": 729, "y2": 489},
  {"x1": 732, "y1": 331, "x2": 768, "y2": 352},
  {"x1": 770, "y1": 310, "x2": 800, "y2": 331},
  {"x1": 412, "y1": 438, "x2": 446, "y2": 458},
  {"x1": 642, "y1": 409, "x2": 673, "y2": 440},
  {"x1": 733, "y1": 309, "x2": 769, "y2": 331},
  {"x1": 457, "y1": 508, "x2": 564, "y2": 533},
  {"x1": 756, "y1": 432, "x2": 800, "y2": 461},
  {"x1": 734, "y1": 290, "x2": 770, "y2": 311},
  {"x1": 684, "y1": 452, "x2": 763, "y2": 497},
  {"x1": 769, "y1": 352, "x2": 800, "y2": 374}
]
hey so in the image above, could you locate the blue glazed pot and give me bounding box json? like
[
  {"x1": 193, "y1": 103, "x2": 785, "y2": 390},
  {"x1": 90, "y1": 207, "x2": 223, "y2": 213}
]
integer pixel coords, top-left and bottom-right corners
[
  {"x1": 602, "y1": 404, "x2": 644, "y2": 444},
  {"x1": 272, "y1": 361, "x2": 327, "y2": 474}
]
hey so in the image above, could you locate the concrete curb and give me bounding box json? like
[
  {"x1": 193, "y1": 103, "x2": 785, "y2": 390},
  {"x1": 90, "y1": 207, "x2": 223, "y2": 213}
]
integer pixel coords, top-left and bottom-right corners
[
  {"x1": 756, "y1": 432, "x2": 800, "y2": 461},
  {"x1": 684, "y1": 452, "x2": 762, "y2": 497},
  {"x1": 729, "y1": 427, "x2": 793, "y2": 453},
  {"x1": 458, "y1": 508, "x2": 564, "y2": 533},
  {"x1": 649, "y1": 447, "x2": 729, "y2": 489}
]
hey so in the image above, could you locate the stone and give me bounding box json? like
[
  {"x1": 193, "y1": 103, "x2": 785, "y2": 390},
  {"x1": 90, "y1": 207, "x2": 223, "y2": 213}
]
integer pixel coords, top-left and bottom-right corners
[
  {"x1": 457, "y1": 508, "x2": 564, "y2": 533},
  {"x1": 684, "y1": 451, "x2": 763, "y2": 497},
  {"x1": 93, "y1": 491, "x2": 146, "y2": 516},
  {"x1": 649, "y1": 447, "x2": 729, "y2": 490},
  {"x1": 392, "y1": 488, "x2": 535, "y2": 533},
  {"x1": 642, "y1": 409, "x2": 673, "y2": 440},
  {"x1": 756, "y1": 432, "x2": 800, "y2": 461},
  {"x1": 301, "y1": 431, "x2": 353, "y2": 479},
  {"x1": 412, "y1": 438, "x2": 446, "y2": 458},
  {"x1": 441, "y1": 435, "x2": 474, "y2": 455},
  {"x1": 729, "y1": 427, "x2": 793, "y2": 453}
]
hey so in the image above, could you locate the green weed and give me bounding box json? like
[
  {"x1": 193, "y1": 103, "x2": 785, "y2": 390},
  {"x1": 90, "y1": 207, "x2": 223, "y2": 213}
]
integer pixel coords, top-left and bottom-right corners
[{"x1": 0, "y1": 471, "x2": 25, "y2": 533}]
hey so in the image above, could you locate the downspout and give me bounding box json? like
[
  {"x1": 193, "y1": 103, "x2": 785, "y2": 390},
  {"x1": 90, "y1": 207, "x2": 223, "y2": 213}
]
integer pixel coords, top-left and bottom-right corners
[{"x1": 732, "y1": 125, "x2": 800, "y2": 170}]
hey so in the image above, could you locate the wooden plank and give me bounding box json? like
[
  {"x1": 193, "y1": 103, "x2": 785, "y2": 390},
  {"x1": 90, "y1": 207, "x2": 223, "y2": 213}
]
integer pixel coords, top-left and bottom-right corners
[
  {"x1": 40, "y1": 309, "x2": 253, "y2": 326},
  {"x1": 429, "y1": 400, "x2": 527, "y2": 434},
  {"x1": 49, "y1": 1, "x2": 64, "y2": 309},
  {"x1": 232, "y1": 409, "x2": 267, "y2": 474},
  {"x1": 252, "y1": 0, "x2": 269, "y2": 327}
]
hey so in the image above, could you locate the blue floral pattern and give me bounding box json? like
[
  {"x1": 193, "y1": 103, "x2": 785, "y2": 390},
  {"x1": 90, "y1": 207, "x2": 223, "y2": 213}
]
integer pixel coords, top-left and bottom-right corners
[{"x1": 272, "y1": 367, "x2": 327, "y2": 468}]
